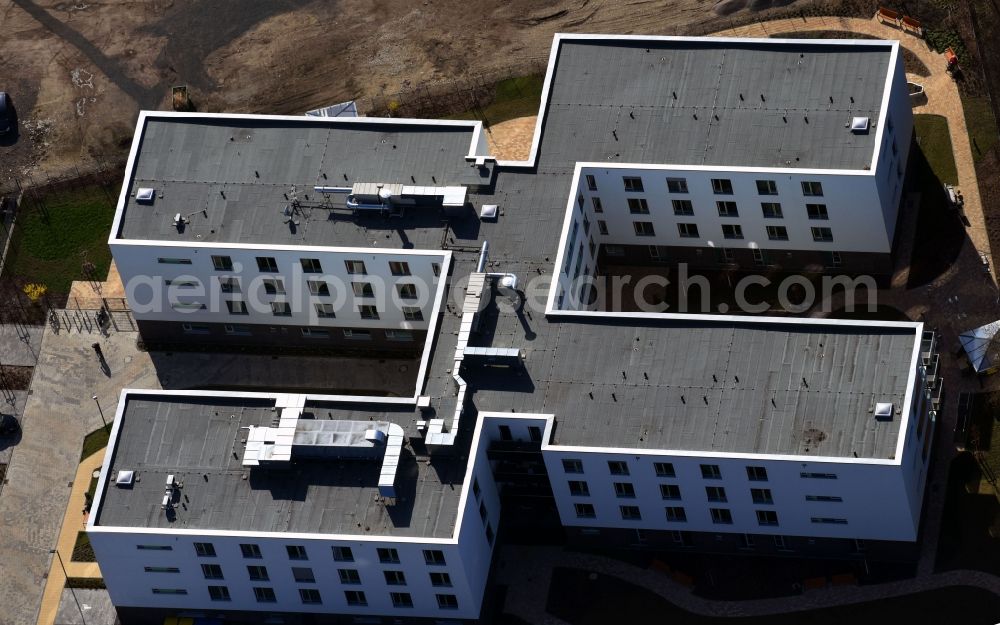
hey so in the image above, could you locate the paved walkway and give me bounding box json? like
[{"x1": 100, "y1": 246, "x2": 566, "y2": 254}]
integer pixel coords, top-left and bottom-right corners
[
  {"x1": 36, "y1": 450, "x2": 105, "y2": 625},
  {"x1": 497, "y1": 546, "x2": 1000, "y2": 623},
  {"x1": 714, "y1": 14, "x2": 993, "y2": 282},
  {"x1": 0, "y1": 323, "x2": 42, "y2": 366}
]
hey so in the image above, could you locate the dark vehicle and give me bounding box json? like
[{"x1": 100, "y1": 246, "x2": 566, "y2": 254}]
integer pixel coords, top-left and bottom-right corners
[
  {"x1": 0, "y1": 413, "x2": 19, "y2": 436},
  {"x1": 0, "y1": 92, "x2": 12, "y2": 135}
]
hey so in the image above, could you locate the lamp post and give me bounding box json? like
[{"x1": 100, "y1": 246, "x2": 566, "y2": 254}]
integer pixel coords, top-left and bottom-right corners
[
  {"x1": 91, "y1": 394, "x2": 107, "y2": 430},
  {"x1": 50, "y1": 549, "x2": 87, "y2": 625}
]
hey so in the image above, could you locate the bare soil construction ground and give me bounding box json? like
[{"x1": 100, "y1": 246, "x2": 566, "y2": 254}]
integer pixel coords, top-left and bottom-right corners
[{"x1": 0, "y1": 0, "x2": 831, "y2": 190}]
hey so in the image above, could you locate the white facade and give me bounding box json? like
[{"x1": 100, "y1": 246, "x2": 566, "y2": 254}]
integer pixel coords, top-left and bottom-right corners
[
  {"x1": 113, "y1": 241, "x2": 449, "y2": 331},
  {"x1": 89, "y1": 397, "x2": 505, "y2": 621}
]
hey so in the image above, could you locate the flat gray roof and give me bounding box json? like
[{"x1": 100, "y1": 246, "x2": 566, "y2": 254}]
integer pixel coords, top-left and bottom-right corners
[
  {"x1": 116, "y1": 117, "x2": 490, "y2": 245},
  {"x1": 95, "y1": 397, "x2": 464, "y2": 537},
  {"x1": 538, "y1": 39, "x2": 891, "y2": 170},
  {"x1": 464, "y1": 311, "x2": 917, "y2": 458}
]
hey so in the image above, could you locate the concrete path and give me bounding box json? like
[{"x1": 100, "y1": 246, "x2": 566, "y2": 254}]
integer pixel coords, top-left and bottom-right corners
[
  {"x1": 0, "y1": 331, "x2": 158, "y2": 625},
  {"x1": 714, "y1": 14, "x2": 993, "y2": 282},
  {"x1": 496, "y1": 545, "x2": 1000, "y2": 623},
  {"x1": 54, "y1": 588, "x2": 116, "y2": 625},
  {"x1": 36, "y1": 450, "x2": 106, "y2": 625},
  {"x1": 0, "y1": 323, "x2": 42, "y2": 366}
]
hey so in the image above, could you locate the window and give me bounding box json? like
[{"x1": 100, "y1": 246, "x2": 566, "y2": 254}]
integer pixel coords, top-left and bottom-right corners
[
  {"x1": 175, "y1": 304, "x2": 207, "y2": 313},
  {"x1": 211, "y1": 255, "x2": 233, "y2": 271},
  {"x1": 753, "y1": 248, "x2": 767, "y2": 266},
  {"x1": 194, "y1": 542, "x2": 216, "y2": 557},
  {"x1": 740, "y1": 534, "x2": 755, "y2": 549},
  {"x1": 761, "y1": 202, "x2": 783, "y2": 218},
  {"x1": 226, "y1": 299, "x2": 248, "y2": 315},
  {"x1": 597, "y1": 220, "x2": 609, "y2": 235},
  {"x1": 623, "y1": 176, "x2": 644, "y2": 192},
  {"x1": 806, "y1": 203, "x2": 828, "y2": 220},
  {"x1": 667, "y1": 177, "x2": 688, "y2": 193},
  {"x1": 672, "y1": 199, "x2": 694, "y2": 216},
  {"x1": 592, "y1": 197, "x2": 603, "y2": 213},
  {"x1": 424, "y1": 550, "x2": 447, "y2": 566},
  {"x1": 660, "y1": 484, "x2": 681, "y2": 500},
  {"x1": 563, "y1": 459, "x2": 584, "y2": 474},
  {"x1": 397, "y1": 283, "x2": 418, "y2": 300},
  {"x1": 716, "y1": 201, "x2": 738, "y2": 217},
  {"x1": 338, "y1": 569, "x2": 361, "y2": 584},
  {"x1": 255, "y1": 256, "x2": 278, "y2": 272},
  {"x1": 800, "y1": 472, "x2": 838, "y2": 479},
  {"x1": 389, "y1": 261, "x2": 410, "y2": 276},
  {"x1": 586, "y1": 174, "x2": 597, "y2": 190},
  {"x1": 751, "y1": 488, "x2": 774, "y2": 504},
  {"x1": 578, "y1": 194, "x2": 585, "y2": 209},
  {"x1": 722, "y1": 224, "x2": 743, "y2": 239},
  {"x1": 430, "y1": 572, "x2": 452, "y2": 587},
  {"x1": 701, "y1": 464, "x2": 722, "y2": 479},
  {"x1": 343, "y1": 328, "x2": 371, "y2": 340},
  {"x1": 252, "y1": 586, "x2": 276, "y2": 602},
  {"x1": 473, "y1": 478, "x2": 481, "y2": 500},
  {"x1": 144, "y1": 567, "x2": 180, "y2": 573},
  {"x1": 152, "y1": 588, "x2": 188, "y2": 595},
  {"x1": 498, "y1": 425, "x2": 512, "y2": 441},
  {"x1": 301, "y1": 328, "x2": 329, "y2": 339},
  {"x1": 332, "y1": 546, "x2": 354, "y2": 561},
  {"x1": 378, "y1": 547, "x2": 400, "y2": 564},
  {"x1": 628, "y1": 198, "x2": 650, "y2": 214},
  {"x1": 345, "y1": 590, "x2": 367, "y2": 606},
  {"x1": 710, "y1": 508, "x2": 733, "y2": 524},
  {"x1": 218, "y1": 276, "x2": 240, "y2": 293},
  {"x1": 384, "y1": 570, "x2": 407, "y2": 586},
  {"x1": 293, "y1": 567, "x2": 315, "y2": 583},
  {"x1": 766, "y1": 225, "x2": 788, "y2": 241},
  {"x1": 711, "y1": 178, "x2": 733, "y2": 194},
  {"x1": 811, "y1": 227, "x2": 833, "y2": 242},
  {"x1": 811, "y1": 517, "x2": 848, "y2": 525},
  {"x1": 574, "y1": 503, "x2": 596, "y2": 518},
  {"x1": 801, "y1": 181, "x2": 824, "y2": 196},
  {"x1": 286, "y1": 545, "x2": 308, "y2": 560},
  {"x1": 315, "y1": 303, "x2": 335, "y2": 318},
  {"x1": 608, "y1": 460, "x2": 629, "y2": 475},
  {"x1": 633, "y1": 221, "x2": 656, "y2": 237},
  {"x1": 432, "y1": 262, "x2": 441, "y2": 277},
  {"x1": 358, "y1": 305, "x2": 379, "y2": 320},
  {"x1": 157, "y1": 257, "x2": 192, "y2": 265},
  {"x1": 806, "y1": 495, "x2": 843, "y2": 502},
  {"x1": 300, "y1": 258, "x2": 322, "y2": 273},
  {"x1": 240, "y1": 544, "x2": 262, "y2": 559},
  {"x1": 391, "y1": 592, "x2": 414, "y2": 608},
  {"x1": 620, "y1": 505, "x2": 642, "y2": 520},
  {"x1": 401, "y1": 306, "x2": 423, "y2": 321},
  {"x1": 201, "y1": 564, "x2": 223, "y2": 579},
  {"x1": 300, "y1": 588, "x2": 322, "y2": 604},
  {"x1": 307, "y1": 280, "x2": 330, "y2": 296},
  {"x1": 263, "y1": 278, "x2": 284, "y2": 294},
  {"x1": 270, "y1": 301, "x2": 291, "y2": 316},
  {"x1": 529, "y1": 425, "x2": 543, "y2": 442},
  {"x1": 345, "y1": 260, "x2": 367, "y2": 274},
  {"x1": 208, "y1": 585, "x2": 230, "y2": 601},
  {"x1": 706, "y1": 486, "x2": 727, "y2": 502},
  {"x1": 677, "y1": 223, "x2": 699, "y2": 238},
  {"x1": 437, "y1": 594, "x2": 459, "y2": 610},
  {"x1": 614, "y1": 482, "x2": 636, "y2": 498},
  {"x1": 665, "y1": 506, "x2": 687, "y2": 522},
  {"x1": 479, "y1": 501, "x2": 488, "y2": 522},
  {"x1": 568, "y1": 480, "x2": 589, "y2": 496},
  {"x1": 486, "y1": 523, "x2": 495, "y2": 545},
  {"x1": 352, "y1": 282, "x2": 374, "y2": 297},
  {"x1": 654, "y1": 462, "x2": 676, "y2": 477},
  {"x1": 746, "y1": 466, "x2": 768, "y2": 481},
  {"x1": 247, "y1": 565, "x2": 269, "y2": 581},
  {"x1": 137, "y1": 545, "x2": 172, "y2": 551},
  {"x1": 756, "y1": 180, "x2": 778, "y2": 195}
]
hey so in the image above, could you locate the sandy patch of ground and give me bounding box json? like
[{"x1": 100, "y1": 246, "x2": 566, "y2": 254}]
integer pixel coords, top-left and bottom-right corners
[{"x1": 485, "y1": 116, "x2": 538, "y2": 161}]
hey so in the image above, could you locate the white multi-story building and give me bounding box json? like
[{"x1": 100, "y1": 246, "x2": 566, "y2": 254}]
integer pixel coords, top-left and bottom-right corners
[{"x1": 91, "y1": 34, "x2": 937, "y2": 625}]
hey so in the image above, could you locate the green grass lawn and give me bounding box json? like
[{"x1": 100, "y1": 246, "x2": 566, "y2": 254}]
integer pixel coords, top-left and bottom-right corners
[
  {"x1": 3, "y1": 185, "x2": 115, "y2": 293},
  {"x1": 962, "y1": 96, "x2": 999, "y2": 163},
  {"x1": 80, "y1": 425, "x2": 111, "y2": 462},
  {"x1": 914, "y1": 114, "x2": 959, "y2": 186},
  {"x1": 71, "y1": 531, "x2": 95, "y2": 562},
  {"x1": 448, "y1": 74, "x2": 544, "y2": 125}
]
